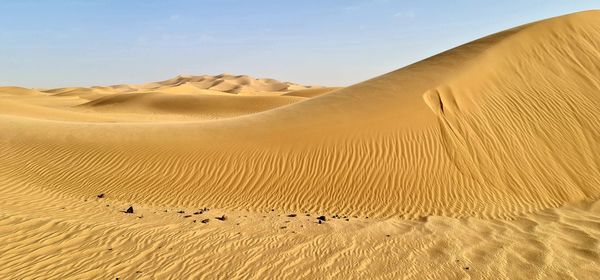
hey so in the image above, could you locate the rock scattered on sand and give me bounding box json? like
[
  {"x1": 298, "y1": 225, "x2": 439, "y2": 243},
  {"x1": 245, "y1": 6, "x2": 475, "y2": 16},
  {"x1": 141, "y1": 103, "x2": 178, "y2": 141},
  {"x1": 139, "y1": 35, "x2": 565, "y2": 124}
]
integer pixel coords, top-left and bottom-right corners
[
  {"x1": 201, "y1": 219, "x2": 210, "y2": 224},
  {"x1": 216, "y1": 215, "x2": 226, "y2": 221},
  {"x1": 287, "y1": 214, "x2": 297, "y2": 217},
  {"x1": 317, "y1": 216, "x2": 326, "y2": 222},
  {"x1": 177, "y1": 210, "x2": 185, "y2": 214},
  {"x1": 97, "y1": 193, "x2": 105, "y2": 198},
  {"x1": 193, "y1": 210, "x2": 203, "y2": 215},
  {"x1": 183, "y1": 215, "x2": 192, "y2": 218},
  {"x1": 125, "y1": 206, "x2": 134, "y2": 214}
]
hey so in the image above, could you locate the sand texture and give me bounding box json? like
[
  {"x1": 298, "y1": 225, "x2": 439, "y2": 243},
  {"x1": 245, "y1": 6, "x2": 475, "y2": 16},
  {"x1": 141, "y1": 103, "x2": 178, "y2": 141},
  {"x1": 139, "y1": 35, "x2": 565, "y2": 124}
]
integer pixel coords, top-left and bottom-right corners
[{"x1": 2, "y1": 11, "x2": 600, "y2": 279}]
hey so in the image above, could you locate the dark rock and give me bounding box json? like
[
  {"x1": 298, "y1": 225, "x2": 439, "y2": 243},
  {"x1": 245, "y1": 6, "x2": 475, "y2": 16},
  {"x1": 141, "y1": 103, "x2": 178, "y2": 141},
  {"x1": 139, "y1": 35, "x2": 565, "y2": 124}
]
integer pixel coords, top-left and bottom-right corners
[
  {"x1": 97, "y1": 193, "x2": 105, "y2": 198},
  {"x1": 177, "y1": 210, "x2": 185, "y2": 214},
  {"x1": 183, "y1": 215, "x2": 192, "y2": 218},
  {"x1": 125, "y1": 206, "x2": 134, "y2": 214},
  {"x1": 317, "y1": 215, "x2": 326, "y2": 222},
  {"x1": 193, "y1": 210, "x2": 203, "y2": 215},
  {"x1": 318, "y1": 220, "x2": 322, "y2": 224},
  {"x1": 287, "y1": 214, "x2": 297, "y2": 218},
  {"x1": 464, "y1": 267, "x2": 469, "y2": 271},
  {"x1": 201, "y1": 219, "x2": 210, "y2": 223},
  {"x1": 215, "y1": 215, "x2": 226, "y2": 221}
]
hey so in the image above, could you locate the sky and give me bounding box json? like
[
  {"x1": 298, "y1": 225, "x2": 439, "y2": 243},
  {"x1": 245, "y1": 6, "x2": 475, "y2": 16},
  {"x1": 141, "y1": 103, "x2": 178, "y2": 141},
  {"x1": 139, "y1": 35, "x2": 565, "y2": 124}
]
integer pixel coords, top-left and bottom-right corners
[{"x1": 1, "y1": 0, "x2": 599, "y2": 88}]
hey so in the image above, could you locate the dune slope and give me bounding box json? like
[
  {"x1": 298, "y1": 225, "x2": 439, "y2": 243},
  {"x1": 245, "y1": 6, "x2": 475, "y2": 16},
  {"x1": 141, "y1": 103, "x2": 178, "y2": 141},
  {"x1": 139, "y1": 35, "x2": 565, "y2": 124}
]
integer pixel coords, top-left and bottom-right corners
[{"x1": 2, "y1": 11, "x2": 600, "y2": 219}]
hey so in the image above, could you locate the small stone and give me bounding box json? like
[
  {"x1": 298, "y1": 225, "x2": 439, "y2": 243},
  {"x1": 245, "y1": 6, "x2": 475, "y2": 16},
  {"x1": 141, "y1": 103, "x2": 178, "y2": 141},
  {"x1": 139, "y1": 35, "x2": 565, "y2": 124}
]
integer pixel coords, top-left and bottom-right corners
[
  {"x1": 464, "y1": 267, "x2": 469, "y2": 271},
  {"x1": 216, "y1": 215, "x2": 226, "y2": 221},
  {"x1": 183, "y1": 215, "x2": 192, "y2": 218},
  {"x1": 177, "y1": 210, "x2": 185, "y2": 214},
  {"x1": 201, "y1": 219, "x2": 210, "y2": 223},
  {"x1": 97, "y1": 193, "x2": 105, "y2": 198},
  {"x1": 287, "y1": 214, "x2": 297, "y2": 218},
  {"x1": 193, "y1": 210, "x2": 203, "y2": 215},
  {"x1": 125, "y1": 206, "x2": 134, "y2": 214},
  {"x1": 317, "y1": 216, "x2": 326, "y2": 222}
]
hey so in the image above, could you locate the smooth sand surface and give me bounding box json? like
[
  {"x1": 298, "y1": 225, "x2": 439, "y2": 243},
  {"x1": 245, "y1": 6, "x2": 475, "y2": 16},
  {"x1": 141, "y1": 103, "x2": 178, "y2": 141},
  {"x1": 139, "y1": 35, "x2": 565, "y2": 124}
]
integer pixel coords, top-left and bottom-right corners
[{"x1": 2, "y1": 11, "x2": 600, "y2": 279}]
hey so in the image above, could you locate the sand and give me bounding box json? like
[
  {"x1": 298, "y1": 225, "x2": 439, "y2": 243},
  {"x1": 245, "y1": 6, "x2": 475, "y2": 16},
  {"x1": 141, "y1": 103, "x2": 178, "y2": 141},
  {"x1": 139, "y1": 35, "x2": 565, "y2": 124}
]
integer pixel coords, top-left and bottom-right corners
[{"x1": 1, "y1": 10, "x2": 600, "y2": 279}]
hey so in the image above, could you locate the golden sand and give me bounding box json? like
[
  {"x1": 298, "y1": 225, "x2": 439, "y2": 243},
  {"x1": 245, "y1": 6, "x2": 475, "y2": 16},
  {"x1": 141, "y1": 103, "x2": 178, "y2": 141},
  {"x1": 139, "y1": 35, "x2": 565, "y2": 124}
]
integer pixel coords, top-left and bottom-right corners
[{"x1": 2, "y1": 11, "x2": 600, "y2": 279}]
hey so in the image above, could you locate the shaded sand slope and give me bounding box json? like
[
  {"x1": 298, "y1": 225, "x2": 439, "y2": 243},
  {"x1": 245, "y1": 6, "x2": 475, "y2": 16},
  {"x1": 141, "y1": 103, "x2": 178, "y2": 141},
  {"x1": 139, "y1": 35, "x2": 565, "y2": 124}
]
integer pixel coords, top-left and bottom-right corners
[
  {"x1": 282, "y1": 87, "x2": 342, "y2": 98},
  {"x1": 79, "y1": 92, "x2": 305, "y2": 119},
  {"x1": 2, "y1": 11, "x2": 600, "y2": 219}
]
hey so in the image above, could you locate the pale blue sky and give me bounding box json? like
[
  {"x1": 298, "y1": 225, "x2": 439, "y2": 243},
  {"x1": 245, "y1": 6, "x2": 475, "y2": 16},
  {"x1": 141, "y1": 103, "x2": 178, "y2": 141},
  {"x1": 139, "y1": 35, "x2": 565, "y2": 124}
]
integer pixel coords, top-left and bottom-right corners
[{"x1": 1, "y1": 1, "x2": 599, "y2": 88}]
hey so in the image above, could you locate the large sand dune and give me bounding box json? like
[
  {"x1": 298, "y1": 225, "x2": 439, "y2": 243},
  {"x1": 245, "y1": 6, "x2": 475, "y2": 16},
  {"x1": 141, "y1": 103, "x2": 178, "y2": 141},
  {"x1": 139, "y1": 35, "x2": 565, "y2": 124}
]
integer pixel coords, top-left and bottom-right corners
[{"x1": 2, "y1": 11, "x2": 600, "y2": 279}]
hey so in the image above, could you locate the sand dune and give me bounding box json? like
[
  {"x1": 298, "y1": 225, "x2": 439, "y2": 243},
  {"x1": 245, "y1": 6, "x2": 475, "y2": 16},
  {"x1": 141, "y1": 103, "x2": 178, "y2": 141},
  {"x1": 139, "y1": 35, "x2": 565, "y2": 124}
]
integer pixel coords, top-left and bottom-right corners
[
  {"x1": 41, "y1": 73, "x2": 316, "y2": 98},
  {"x1": 79, "y1": 92, "x2": 306, "y2": 119},
  {"x1": 282, "y1": 87, "x2": 342, "y2": 98},
  {"x1": 2, "y1": 10, "x2": 600, "y2": 279}
]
